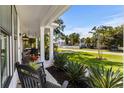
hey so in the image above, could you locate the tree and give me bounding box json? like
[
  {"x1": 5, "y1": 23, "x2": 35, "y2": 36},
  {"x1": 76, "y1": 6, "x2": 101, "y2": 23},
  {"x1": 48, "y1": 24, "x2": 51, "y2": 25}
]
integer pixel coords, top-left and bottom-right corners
[
  {"x1": 110, "y1": 25, "x2": 123, "y2": 47},
  {"x1": 65, "y1": 35, "x2": 70, "y2": 45},
  {"x1": 90, "y1": 25, "x2": 123, "y2": 49},
  {"x1": 84, "y1": 37, "x2": 92, "y2": 48},
  {"x1": 92, "y1": 26, "x2": 109, "y2": 59},
  {"x1": 69, "y1": 33, "x2": 80, "y2": 45},
  {"x1": 81, "y1": 38, "x2": 85, "y2": 43},
  {"x1": 54, "y1": 18, "x2": 66, "y2": 41}
]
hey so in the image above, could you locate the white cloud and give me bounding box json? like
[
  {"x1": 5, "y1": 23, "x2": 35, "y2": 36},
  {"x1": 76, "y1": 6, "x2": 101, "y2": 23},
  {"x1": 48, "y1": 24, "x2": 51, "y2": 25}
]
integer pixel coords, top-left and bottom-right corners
[
  {"x1": 64, "y1": 27, "x2": 93, "y2": 38},
  {"x1": 102, "y1": 13, "x2": 124, "y2": 26}
]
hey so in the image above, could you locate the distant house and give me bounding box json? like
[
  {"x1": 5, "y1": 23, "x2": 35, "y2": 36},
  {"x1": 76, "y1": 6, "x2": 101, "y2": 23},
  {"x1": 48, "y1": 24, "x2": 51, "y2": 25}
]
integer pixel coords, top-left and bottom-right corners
[{"x1": 56, "y1": 38, "x2": 65, "y2": 47}]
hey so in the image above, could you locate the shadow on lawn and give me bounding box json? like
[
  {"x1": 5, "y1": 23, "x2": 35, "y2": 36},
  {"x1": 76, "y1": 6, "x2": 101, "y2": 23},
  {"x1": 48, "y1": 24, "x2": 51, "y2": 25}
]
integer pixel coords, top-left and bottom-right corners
[
  {"x1": 79, "y1": 52, "x2": 93, "y2": 56},
  {"x1": 84, "y1": 57, "x2": 122, "y2": 67},
  {"x1": 63, "y1": 52, "x2": 122, "y2": 68}
]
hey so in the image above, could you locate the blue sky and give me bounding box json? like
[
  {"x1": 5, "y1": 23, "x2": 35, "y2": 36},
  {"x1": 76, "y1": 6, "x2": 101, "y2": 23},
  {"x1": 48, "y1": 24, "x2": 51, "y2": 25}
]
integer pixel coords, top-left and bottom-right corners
[{"x1": 60, "y1": 5, "x2": 124, "y2": 38}]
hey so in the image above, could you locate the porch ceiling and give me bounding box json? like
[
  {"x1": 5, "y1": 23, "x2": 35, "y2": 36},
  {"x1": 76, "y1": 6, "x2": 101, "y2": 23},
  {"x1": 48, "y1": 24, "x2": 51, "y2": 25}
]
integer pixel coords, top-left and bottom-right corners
[{"x1": 16, "y1": 5, "x2": 70, "y2": 37}]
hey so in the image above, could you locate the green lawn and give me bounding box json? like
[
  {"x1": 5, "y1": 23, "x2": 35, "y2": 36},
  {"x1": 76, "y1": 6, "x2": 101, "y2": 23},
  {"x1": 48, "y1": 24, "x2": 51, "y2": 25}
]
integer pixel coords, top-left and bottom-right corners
[{"x1": 58, "y1": 49, "x2": 123, "y2": 73}]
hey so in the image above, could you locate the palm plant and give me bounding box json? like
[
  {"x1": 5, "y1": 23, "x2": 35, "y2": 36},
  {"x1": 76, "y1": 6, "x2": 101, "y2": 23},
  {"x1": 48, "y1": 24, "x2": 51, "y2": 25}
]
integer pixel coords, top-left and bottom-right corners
[
  {"x1": 64, "y1": 62, "x2": 87, "y2": 87},
  {"x1": 54, "y1": 53, "x2": 67, "y2": 70},
  {"x1": 87, "y1": 66, "x2": 123, "y2": 88}
]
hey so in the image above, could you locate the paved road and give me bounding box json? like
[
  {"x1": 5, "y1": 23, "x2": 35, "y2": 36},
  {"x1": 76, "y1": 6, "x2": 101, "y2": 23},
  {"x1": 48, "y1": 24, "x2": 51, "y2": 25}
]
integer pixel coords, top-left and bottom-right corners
[{"x1": 61, "y1": 48, "x2": 123, "y2": 56}]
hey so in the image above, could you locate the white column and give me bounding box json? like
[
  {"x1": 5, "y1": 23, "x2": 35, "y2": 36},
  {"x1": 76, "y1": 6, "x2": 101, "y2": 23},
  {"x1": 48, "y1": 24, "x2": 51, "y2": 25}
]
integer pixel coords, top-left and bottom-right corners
[
  {"x1": 12, "y1": 12, "x2": 15, "y2": 72},
  {"x1": 17, "y1": 16, "x2": 21, "y2": 62},
  {"x1": 49, "y1": 27, "x2": 54, "y2": 61},
  {"x1": 40, "y1": 26, "x2": 45, "y2": 62},
  {"x1": 9, "y1": 36, "x2": 13, "y2": 76}
]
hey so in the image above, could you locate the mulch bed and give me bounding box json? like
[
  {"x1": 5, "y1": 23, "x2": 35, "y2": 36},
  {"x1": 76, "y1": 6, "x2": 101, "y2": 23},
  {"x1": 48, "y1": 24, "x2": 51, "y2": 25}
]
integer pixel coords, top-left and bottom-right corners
[
  {"x1": 46, "y1": 66, "x2": 69, "y2": 85},
  {"x1": 46, "y1": 66, "x2": 89, "y2": 88}
]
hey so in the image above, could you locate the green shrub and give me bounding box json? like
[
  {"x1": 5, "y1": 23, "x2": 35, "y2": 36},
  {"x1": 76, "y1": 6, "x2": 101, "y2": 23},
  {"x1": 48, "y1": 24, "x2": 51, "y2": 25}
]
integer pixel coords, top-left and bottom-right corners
[
  {"x1": 65, "y1": 62, "x2": 87, "y2": 87},
  {"x1": 87, "y1": 66, "x2": 123, "y2": 88},
  {"x1": 54, "y1": 53, "x2": 68, "y2": 70}
]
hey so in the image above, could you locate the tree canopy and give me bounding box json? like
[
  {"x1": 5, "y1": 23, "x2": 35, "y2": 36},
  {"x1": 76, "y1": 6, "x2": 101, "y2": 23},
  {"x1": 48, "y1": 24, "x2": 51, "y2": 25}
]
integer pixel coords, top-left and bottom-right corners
[
  {"x1": 82, "y1": 25, "x2": 123, "y2": 49},
  {"x1": 54, "y1": 18, "x2": 66, "y2": 41}
]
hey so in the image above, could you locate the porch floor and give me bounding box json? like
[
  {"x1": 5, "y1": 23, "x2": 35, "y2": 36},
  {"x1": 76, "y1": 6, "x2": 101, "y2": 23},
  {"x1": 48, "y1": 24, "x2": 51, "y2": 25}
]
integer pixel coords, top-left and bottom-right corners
[{"x1": 44, "y1": 60, "x2": 53, "y2": 68}]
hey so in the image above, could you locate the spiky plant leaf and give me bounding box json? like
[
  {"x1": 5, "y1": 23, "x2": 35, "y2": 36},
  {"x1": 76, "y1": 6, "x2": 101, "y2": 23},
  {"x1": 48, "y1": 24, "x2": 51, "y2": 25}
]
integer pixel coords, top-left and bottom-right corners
[
  {"x1": 87, "y1": 66, "x2": 123, "y2": 88},
  {"x1": 54, "y1": 53, "x2": 68, "y2": 70},
  {"x1": 65, "y1": 62, "x2": 87, "y2": 86}
]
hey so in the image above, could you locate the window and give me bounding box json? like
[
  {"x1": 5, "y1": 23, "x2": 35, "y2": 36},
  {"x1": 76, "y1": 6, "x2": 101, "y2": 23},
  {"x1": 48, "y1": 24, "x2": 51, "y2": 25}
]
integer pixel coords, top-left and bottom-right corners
[
  {"x1": 0, "y1": 30, "x2": 9, "y2": 88},
  {"x1": 0, "y1": 5, "x2": 18, "y2": 88},
  {"x1": 0, "y1": 5, "x2": 11, "y2": 88}
]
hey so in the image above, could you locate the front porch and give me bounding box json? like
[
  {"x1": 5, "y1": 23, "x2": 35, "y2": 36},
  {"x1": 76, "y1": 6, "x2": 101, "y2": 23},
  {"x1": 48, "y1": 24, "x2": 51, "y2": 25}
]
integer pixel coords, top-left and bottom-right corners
[
  {"x1": 0, "y1": 5, "x2": 123, "y2": 88},
  {"x1": 7, "y1": 5, "x2": 70, "y2": 88}
]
